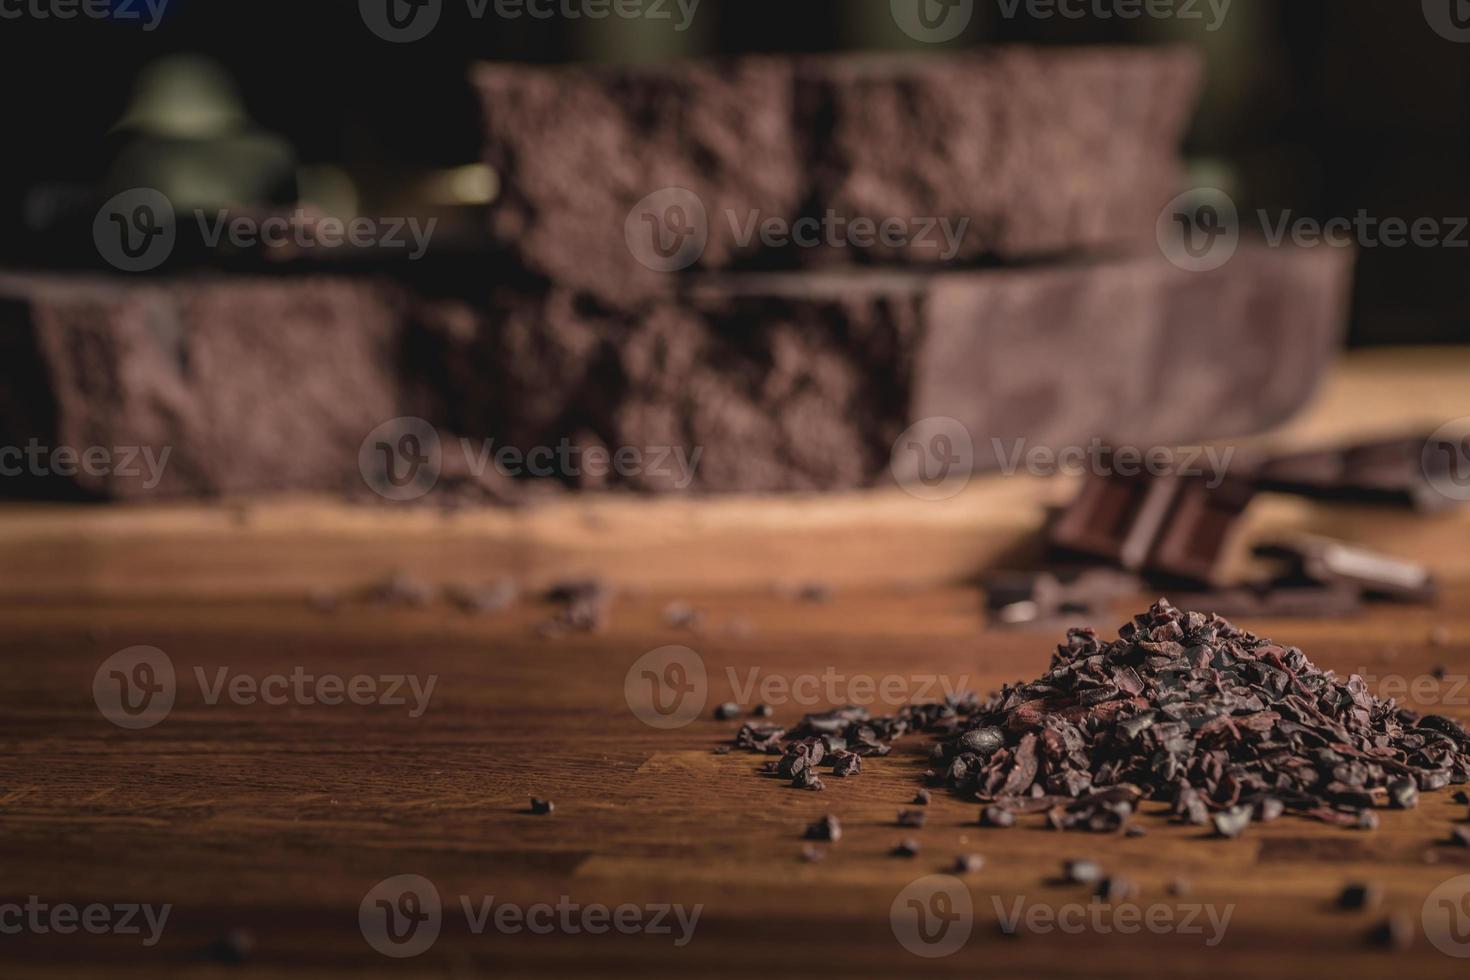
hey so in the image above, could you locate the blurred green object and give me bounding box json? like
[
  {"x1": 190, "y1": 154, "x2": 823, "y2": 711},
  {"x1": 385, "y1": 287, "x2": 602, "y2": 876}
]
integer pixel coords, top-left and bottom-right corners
[{"x1": 104, "y1": 54, "x2": 298, "y2": 212}]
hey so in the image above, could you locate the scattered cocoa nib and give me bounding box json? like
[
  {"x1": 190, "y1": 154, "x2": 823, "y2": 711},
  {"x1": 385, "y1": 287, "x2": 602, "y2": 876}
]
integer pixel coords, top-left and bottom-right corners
[
  {"x1": 1338, "y1": 883, "x2": 1382, "y2": 911},
  {"x1": 713, "y1": 702, "x2": 741, "y2": 721},
  {"x1": 364, "y1": 570, "x2": 436, "y2": 607},
  {"x1": 540, "y1": 578, "x2": 612, "y2": 634},
  {"x1": 891, "y1": 838, "x2": 921, "y2": 857},
  {"x1": 914, "y1": 789, "x2": 932, "y2": 806},
  {"x1": 712, "y1": 745, "x2": 732, "y2": 755},
  {"x1": 831, "y1": 752, "x2": 862, "y2": 777},
  {"x1": 1455, "y1": 790, "x2": 1470, "y2": 805},
  {"x1": 663, "y1": 601, "x2": 705, "y2": 631},
  {"x1": 1124, "y1": 825, "x2": 1147, "y2": 838},
  {"x1": 1366, "y1": 914, "x2": 1413, "y2": 950},
  {"x1": 1094, "y1": 876, "x2": 1136, "y2": 902},
  {"x1": 1430, "y1": 626, "x2": 1451, "y2": 648},
  {"x1": 897, "y1": 809, "x2": 927, "y2": 828},
  {"x1": 800, "y1": 843, "x2": 826, "y2": 863},
  {"x1": 805, "y1": 815, "x2": 841, "y2": 842},
  {"x1": 206, "y1": 929, "x2": 255, "y2": 963},
  {"x1": 752, "y1": 703, "x2": 774, "y2": 718},
  {"x1": 981, "y1": 806, "x2": 1016, "y2": 828},
  {"x1": 1449, "y1": 827, "x2": 1470, "y2": 847},
  {"x1": 1167, "y1": 878, "x2": 1192, "y2": 897},
  {"x1": 726, "y1": 600, "x2": 1470, "y2": 835},
  {"x1": 1063, "y1": 859, "x2": 1103, "y2": 884},
  {"x1": 529, "y1": 797, "x2": 554, "y2": 815},
  {"x1": 953, "y1": 854, "x2": 985, "y2": 874},
  {"x1": 932, "y1": 600, "x2": 1470, "y2": 831},
  {"x1": 446, "y1": 579, "x2": 519, "y2": 615}
]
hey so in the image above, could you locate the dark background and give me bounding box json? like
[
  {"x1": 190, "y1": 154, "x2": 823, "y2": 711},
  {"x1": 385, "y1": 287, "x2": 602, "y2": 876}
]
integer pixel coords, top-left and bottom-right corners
[{"x1": 1, "y1": 0, "x2": 1467, "y2": 345}]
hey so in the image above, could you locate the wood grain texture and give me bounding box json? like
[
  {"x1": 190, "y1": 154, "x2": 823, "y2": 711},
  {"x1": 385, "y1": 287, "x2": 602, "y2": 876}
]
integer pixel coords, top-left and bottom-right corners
[
  {"x1": 4, "y1": 585, "x2": 1470, "y2": 976},
  {"x1": 0, "y1": 346, "x2": 1467, "y2": 601}
]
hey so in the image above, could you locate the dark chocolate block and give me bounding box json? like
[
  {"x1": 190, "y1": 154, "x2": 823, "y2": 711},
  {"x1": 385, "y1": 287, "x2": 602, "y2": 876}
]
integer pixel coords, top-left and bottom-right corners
[
  {"x1": 805, "y1": 47, "x2": 1201, "y2": 263},
  {"x1": 472, "y1": 49, "x2": 1200, "y2": 298},
  {"x1": 0, "y1": 273, "x2": 406, "y2": 499},
  {"x1": 435, "y1": 244, "x2": 1352, "y2": 494}
]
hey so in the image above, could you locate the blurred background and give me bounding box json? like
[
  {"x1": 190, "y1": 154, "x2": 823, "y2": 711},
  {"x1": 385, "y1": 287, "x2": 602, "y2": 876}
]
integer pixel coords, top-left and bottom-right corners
[{"x1": 1, "y1": 0, "x2": 1467, "y2": 345}]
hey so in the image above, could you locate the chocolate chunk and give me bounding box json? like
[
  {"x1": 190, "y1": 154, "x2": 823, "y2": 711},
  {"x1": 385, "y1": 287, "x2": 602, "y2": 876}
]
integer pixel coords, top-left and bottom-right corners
[
  {"x1": 1338, "y1": 883, "x2": 1382, "y2": 911},
  {"x1": 804, "y1": 814, "x2": 841, "y2": 842},
  {"x1": 1259, "y1": 436, "x2": 1460, "y2": 513},
  {"x1": 1094, "y1": 876, "x2": 1137, "y2": 902},
  {"x1": 1256, "y1": 537, "x2": 1436, "y2": 603},
  {"x1": 953, "y1": 854, "x2": 985, "y2": 874},
  {"x1": 1213, "y1": 806, "x2": 1253, "y2": 839},
  {"x1": 1064, "y1": 859, "x2": 1104, "y2": 885},
  {"x1": 981, "y1": 806, "x2": 1016, "y2": 829},
  {"x1": 1365, "y1": 914, "x2": 1414, "y2": 950},
  {"x1": 891, "y1": 838, "x2": 921, "y2": 858}
]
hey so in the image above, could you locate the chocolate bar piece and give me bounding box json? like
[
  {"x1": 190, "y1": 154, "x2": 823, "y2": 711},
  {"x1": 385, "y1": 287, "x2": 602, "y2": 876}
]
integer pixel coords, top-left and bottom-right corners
[
  {"x1": 1048, "y1": 466, "x2": 1256, "y2": 588},
  {"x1": 1257, "y1": 435, "x2": 1459, "y2": 512},
  {"x1": 0, "y1": 273, "x2": 407, "y2": 499},
  {"x1": 805, "y1": 47, "x2": 1200, "y2": 264},
  {"x1": 435, "y1": 244, "x2": 1350, "y2": 495},
  {"x1": 1255, "y1": 537, "x2": 1437, "y2": 603},
  {"x1": 472, "y1": 49, "x2": 1200, "y2": 299}
]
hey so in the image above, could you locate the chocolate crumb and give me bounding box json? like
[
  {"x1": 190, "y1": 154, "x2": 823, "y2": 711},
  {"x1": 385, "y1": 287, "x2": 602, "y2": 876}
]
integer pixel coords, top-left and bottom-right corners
[
  {"x1": 953, "y1": 853, "x2": 985, "y2": 874},
  {"x1": 1338, "y1": 883, "x2": 1382, "y2": 911},
  {"x1": 805, "y1": 814, "x2": 841, "y2": 842}
]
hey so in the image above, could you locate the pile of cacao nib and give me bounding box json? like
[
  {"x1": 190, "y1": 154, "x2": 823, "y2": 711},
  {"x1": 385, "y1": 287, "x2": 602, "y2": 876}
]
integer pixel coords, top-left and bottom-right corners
[{"x1": 734, "y1": 599, "x2": 1470, "y2": 834}]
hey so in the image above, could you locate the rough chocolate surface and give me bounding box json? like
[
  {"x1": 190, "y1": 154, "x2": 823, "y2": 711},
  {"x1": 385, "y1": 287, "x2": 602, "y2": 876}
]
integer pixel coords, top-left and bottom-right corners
[
  {"x1": 805, "y1": 47, "x2": 1201, "y2": 263},
  {"x1": 472, "y1": 48, "x2": 1201, "y2": 297},
  {"x1": 0, "y1": 274, "x2": 406, "y2": 499},
  {"x1": 434, "y1": 245, "x2": 1352, "y2": 494}
]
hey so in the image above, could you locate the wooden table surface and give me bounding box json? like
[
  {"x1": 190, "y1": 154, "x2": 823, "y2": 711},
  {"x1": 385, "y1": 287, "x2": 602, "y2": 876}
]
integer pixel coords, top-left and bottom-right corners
[
  {"x1": 4, "y1": 345, "x2": 1470, "y2": 976},
  {"x1": 6, "y1": 582, "x2": 1470, "y2": 977}
]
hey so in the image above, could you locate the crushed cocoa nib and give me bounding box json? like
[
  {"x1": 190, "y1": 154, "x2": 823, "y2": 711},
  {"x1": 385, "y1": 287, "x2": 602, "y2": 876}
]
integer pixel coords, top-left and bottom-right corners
[
  {"x1": 896, "y1": 809, "x2": 927, "y2": 828},
  {"x1": 929, "y1": 600, "x2": 1470, "y2": 830},
  {"x1": 953, "y1": 853, "x2": 985, "y2": 873},
  {"x1": 540, "y1": 578, "x2": 612, "y2": 634},
  {"x1": 805, "y1": 814, "x2": 841, "y2": 842},
  {"x1": 891, "y1": 838, "x2": 921, "y2": 857},
  {"x1": 726, "y1": 600, "x2": 1470, "y2": 834}
]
